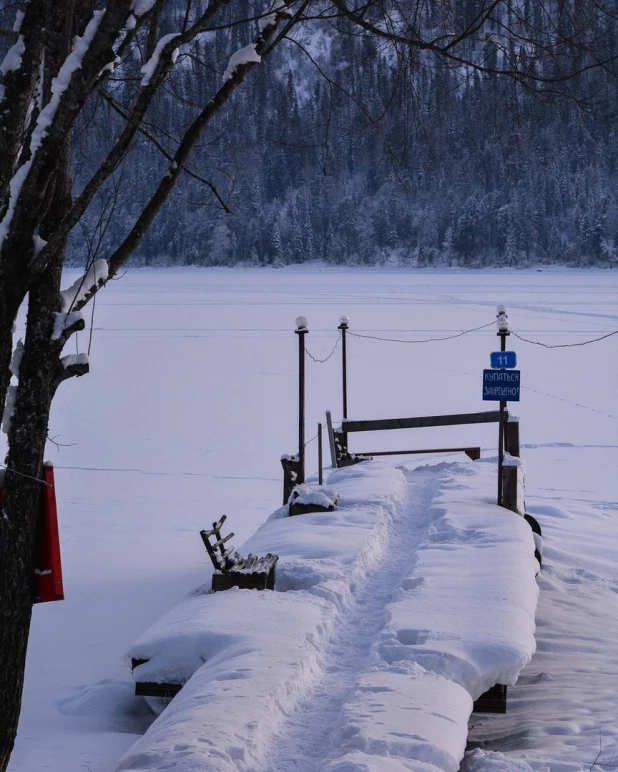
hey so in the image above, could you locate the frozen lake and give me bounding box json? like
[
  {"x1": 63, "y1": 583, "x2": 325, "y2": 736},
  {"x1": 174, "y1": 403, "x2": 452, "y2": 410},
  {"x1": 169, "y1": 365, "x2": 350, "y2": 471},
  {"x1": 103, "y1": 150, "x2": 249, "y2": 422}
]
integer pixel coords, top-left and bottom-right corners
[{"x1": 7, "y1": 267, "x2": 618, "y2": 772}]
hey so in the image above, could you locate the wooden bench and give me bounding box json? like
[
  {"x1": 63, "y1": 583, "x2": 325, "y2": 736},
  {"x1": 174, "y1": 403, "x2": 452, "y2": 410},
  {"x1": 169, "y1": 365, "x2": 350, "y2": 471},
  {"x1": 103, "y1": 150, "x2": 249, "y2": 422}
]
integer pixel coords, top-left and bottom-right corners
[
  {"x1": 326, "y1": 410, "x2": 493, "y2": 469},
  {"x1": 200, "y1": 515, "x2": 278, "y2": 591}
]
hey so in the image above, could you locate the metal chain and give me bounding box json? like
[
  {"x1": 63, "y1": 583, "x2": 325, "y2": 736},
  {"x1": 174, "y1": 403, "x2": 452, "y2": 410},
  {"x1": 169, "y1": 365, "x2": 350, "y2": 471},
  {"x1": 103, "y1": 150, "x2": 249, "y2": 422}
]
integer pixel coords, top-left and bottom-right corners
[
  {"x1": 511, "y1": 329, "x2": 618, "y2": 348},
  {"x1": 305, "y1": 331, "x2": 342, "y2": 363},
  {"x1": 347, "y1": 320, "x2": 495, "y2": 344}
]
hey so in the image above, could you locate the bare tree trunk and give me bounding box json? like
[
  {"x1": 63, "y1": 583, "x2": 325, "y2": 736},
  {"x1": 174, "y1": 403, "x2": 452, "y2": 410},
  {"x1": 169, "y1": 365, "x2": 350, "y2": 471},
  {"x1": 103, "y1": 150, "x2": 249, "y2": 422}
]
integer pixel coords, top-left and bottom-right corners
[
  {"x1": 0, "y1": 82, "x2": 73, "y2": 767},
  {"x1": 0, "y1": 288, "x2": 59, "y2": 771}
]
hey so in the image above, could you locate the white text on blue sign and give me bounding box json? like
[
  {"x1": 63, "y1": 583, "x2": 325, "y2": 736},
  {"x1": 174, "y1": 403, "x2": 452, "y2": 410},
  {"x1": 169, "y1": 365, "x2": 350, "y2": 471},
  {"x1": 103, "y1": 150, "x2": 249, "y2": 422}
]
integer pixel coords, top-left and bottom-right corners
[{"x1": 482, "y1": 369, "x2": 521, "y2": 401}]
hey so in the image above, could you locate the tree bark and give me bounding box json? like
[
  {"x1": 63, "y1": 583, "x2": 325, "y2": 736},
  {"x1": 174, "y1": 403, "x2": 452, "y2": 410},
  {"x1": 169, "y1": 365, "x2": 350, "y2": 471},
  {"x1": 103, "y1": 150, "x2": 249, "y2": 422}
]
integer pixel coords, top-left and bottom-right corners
[
  {"x1": 0, "y1": 281, "x2": 61, "y2": 771},
  {"x1": 0, "y1": 35, "x2": 73, "y2": 762}
]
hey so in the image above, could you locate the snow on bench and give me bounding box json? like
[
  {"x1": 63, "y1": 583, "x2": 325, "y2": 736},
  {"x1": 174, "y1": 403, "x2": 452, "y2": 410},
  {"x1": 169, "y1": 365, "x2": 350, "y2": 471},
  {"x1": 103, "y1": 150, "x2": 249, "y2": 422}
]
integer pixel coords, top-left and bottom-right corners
[
  {"x1": 118, "y1": 459, "x2": 539, "y2": 772},
  {"x1": 200, "y1": 515, "x2": 279, "y2": 591}
]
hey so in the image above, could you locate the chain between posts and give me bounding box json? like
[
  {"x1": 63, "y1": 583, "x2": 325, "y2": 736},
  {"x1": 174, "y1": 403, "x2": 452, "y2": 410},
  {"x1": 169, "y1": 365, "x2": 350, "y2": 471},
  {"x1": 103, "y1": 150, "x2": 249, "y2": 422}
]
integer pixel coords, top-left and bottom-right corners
[
  {"x1": 304, "y1": 332, "x2": 341, "y2": 363},
  {"x1": 511, "y1": 329, "x2": 618, "y2": 348}
]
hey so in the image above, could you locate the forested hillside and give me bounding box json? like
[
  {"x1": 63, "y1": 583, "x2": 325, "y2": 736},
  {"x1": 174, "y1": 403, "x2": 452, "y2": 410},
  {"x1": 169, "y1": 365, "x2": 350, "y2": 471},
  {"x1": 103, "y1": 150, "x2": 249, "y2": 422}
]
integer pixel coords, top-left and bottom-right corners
[{"x1": 70, "y1": 2, "x2": 618, "y2": 268}]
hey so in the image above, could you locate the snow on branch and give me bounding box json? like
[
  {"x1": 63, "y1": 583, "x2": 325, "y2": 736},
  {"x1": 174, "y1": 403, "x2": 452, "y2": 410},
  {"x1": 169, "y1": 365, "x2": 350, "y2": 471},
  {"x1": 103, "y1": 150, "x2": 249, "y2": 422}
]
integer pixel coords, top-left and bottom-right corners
[
  {"x1": 141, "y1": 33, "x2": 180, "y2": 87},
  {"x1": 51, "y1": 259, "x2": 108, "y2": 340},
  {"x1": 258, "y1": 0, "x2": 289, "y2": 32},
  {"x1": 131, "y1": 0, "x2": 157, "y2": 16},
  {"x1": 0, "y1": 5, "x2": 26, "y2": 98},
  {"x1": 9, "y1": 340, "x2": 24, "y2": 378},
  {"x1": 60, "y1": 353, "x2": 89, "y2": 370},
  {"x1": 0, "y1": 35, "x2": 25, "y2": 77},
  {"x1": 58, "y1": 353, "x2": 89, "y2": 383},
  {"x1": 0, "y1": 10, "x2": 105, "y2": 250},
  {"x1": 223, "y1": 44, "x2": 262, "y2": 82},
  {"x1": 222, "y1": 0, "x2": 292, "y2": 82},
  {"x1": 60, "y1": 259, "x2": 108, "y2": 311},
  {"x1": 1, "y1": 384, "x2": 17, "y2": 435},
  {"x1": 0, "y1": 34, "x2": 25, "y2": 102},
  {"x1": 52, "y1": 311, "x2": 84, "y2": 342}
]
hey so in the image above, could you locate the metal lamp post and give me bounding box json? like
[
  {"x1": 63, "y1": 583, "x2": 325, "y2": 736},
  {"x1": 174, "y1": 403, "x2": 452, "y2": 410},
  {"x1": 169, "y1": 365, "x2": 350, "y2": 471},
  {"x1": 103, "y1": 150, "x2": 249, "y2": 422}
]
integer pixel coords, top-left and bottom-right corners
[
  {"x1": 295, "y1": 316, "x2": 308, "y2": 484},
  {"x1": 496, "y1": 304, "x2": 510, "y2": 505},
  {"x1": 338, "y1": 316, "x2": 349, "y2": 420},
  {"x1": 338, "y1": 316, "x2": 349, "y2": 451}
]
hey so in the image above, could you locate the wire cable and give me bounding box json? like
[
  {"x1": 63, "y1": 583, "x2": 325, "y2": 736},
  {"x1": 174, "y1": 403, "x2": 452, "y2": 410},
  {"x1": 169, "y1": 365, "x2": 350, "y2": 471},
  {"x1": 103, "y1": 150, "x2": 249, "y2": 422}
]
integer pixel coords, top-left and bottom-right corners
[
  {"x1": 347, "y1": 320, "x2": 495, "y2": 344},
  {"x1": 0, "y1": 463, "x2": 52, "y2": 486},
  {"x1": 511, "y1": 329, "x2": 618, "y2": 348}
]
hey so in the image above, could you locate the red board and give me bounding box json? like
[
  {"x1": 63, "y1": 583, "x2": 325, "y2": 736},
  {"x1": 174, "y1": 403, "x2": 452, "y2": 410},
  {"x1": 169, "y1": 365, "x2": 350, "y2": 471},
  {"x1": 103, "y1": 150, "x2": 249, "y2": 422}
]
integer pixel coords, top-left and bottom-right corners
[
  {"x1": 34, "y1": 464, "x2": 64, "y2": 603},
  {"x1": 0, "y1": 463, "x2": 64, "y2": 604}
]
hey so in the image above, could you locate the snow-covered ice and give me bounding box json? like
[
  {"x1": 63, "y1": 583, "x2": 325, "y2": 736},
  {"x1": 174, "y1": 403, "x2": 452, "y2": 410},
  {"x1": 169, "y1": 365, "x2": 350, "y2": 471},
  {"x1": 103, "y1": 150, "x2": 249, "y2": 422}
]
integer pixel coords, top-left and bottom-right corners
[{"x1": 5, "y1": 267, "x2": 618, "y2": 772}]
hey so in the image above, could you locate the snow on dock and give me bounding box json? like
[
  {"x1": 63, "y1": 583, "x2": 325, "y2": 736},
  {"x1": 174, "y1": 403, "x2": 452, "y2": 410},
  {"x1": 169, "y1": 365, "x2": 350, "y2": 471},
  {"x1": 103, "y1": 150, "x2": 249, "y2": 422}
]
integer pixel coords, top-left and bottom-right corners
[{"x1": 116, "y1": 459, "x2": 539, "y2": 772}]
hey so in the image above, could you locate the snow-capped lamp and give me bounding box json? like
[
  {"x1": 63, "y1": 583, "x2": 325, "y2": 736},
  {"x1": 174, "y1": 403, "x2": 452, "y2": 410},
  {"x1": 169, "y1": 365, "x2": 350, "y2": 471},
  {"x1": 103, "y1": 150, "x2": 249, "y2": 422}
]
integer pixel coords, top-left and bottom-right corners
[
  {"x1": 295, "y1": 315, "x2": 308, "y2": 331},
  {"x1": 496, "y1": 305, "x2": 509, "y2": 334}
]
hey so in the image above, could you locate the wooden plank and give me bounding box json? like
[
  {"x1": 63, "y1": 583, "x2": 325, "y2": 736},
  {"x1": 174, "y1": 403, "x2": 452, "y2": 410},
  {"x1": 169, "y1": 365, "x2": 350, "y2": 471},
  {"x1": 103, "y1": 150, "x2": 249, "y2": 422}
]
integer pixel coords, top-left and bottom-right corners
[
  {"x1": 202, "y1": 514, "x2": 227, "y2": 537},
  {"x1": 131, "y1": 658, "x2": 183, "y2": 699},
  {"x1": 342, "y1": 411, "x2": 506, "y2": 433},
  {"x1": 212, "y1": 532, "x2": 234, "y2": 550},
  {"x1": 289, "y1": 500, "x2": 337, "y2": 517},
  {"x1": 351, "y1": 447, "x2": 481, "y2": 459},
  {"x1": 212, "y1": 571, "x2": 272, "y2": 592},
  {"x1": 134, "y1": 682, "x2": 182, "y2": 698},
  {"x1": 473, "y1": 684, "x2": 507, "y2": 714},
  {"x1": 325, "y1": 411, "x2": 338, "y2": 468}
]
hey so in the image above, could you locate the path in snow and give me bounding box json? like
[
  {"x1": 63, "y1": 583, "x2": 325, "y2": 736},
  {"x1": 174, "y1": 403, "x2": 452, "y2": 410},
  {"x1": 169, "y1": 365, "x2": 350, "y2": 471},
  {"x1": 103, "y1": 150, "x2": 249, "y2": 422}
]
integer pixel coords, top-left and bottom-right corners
[{"x1": 263, "y1": 469, "x2": 438, "y2": 772}]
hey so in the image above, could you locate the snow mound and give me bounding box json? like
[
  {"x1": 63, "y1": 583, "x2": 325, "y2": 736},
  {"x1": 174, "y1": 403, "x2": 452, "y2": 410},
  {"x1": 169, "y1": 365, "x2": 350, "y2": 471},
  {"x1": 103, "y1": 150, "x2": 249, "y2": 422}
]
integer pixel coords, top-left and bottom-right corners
[
  {"x1": 288, "y1": 482, "x2": 338, "y2": 507},
  {"x1": 380, "y1": 462, "x2": 538, "y2": 699},
  {"x1": 58, "y1": 679, "x2": 154, "y2": 734},
  {"x1": 116, "y1": 460, "x2": 539, "y2": 772},
  {"x1": 129, "y1": 587, "x2": 333, "y2": 687},
  {"x1": 119, "y1": 590, "x2": 336, "y2": 771},
  {"x1": 323, "y1": 664, "x2": 472, "y2": 772}
]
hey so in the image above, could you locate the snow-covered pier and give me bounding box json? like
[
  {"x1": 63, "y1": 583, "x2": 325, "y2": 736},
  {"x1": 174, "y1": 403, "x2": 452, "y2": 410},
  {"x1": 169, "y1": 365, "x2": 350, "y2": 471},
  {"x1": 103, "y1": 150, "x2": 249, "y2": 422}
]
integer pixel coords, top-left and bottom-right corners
[{"x1": 118, "y1": 458, "x2": 539, "y2": 772}]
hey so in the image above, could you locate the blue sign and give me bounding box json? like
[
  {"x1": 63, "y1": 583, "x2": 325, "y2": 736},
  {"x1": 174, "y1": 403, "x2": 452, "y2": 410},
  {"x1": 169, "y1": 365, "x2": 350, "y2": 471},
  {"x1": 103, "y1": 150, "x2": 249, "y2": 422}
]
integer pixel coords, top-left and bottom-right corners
[
  {"x1": 483, "y1": 369, "x2": 520, "y2": 401},
  {"x1": 490, "y1": 351, "x2": 517, "y2": 369}
]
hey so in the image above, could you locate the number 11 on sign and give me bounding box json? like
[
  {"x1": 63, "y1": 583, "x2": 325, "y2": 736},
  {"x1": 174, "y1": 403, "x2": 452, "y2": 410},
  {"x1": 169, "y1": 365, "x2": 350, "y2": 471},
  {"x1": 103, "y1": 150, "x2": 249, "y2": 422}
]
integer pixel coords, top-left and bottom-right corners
[{"x1": 490, "y1": 351, "x2": 517, "y2": 369}]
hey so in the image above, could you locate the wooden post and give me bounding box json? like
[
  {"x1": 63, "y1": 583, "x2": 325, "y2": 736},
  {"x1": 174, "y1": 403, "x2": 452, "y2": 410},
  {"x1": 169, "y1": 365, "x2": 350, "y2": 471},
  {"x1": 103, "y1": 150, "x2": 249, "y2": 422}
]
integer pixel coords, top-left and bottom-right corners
[
  {"x1": 318, "y1": 422, "x2": 323, "y2": 485},
  {"x1": 325, "y1": 410, "x2": 338, "y2": 469},
  {"x1": 295, "y1": 317, "x2": 308, "y2": 484},
  {"x1": 505, "y1": 418, "x2": 520, "y2": 457},
  {"x1": 281, "y1": 455, "x2": 300, "y2": 504},
  {"x1": 502, "y1": 417, "x2": 520, "y2": 513}
]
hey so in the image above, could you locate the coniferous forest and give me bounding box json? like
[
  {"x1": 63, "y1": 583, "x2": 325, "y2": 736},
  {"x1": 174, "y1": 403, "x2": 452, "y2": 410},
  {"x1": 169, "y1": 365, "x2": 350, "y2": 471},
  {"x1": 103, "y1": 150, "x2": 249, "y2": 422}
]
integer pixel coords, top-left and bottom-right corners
[{"x1": 70, "y1": 2, "x2": 618, "y2": 268}]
